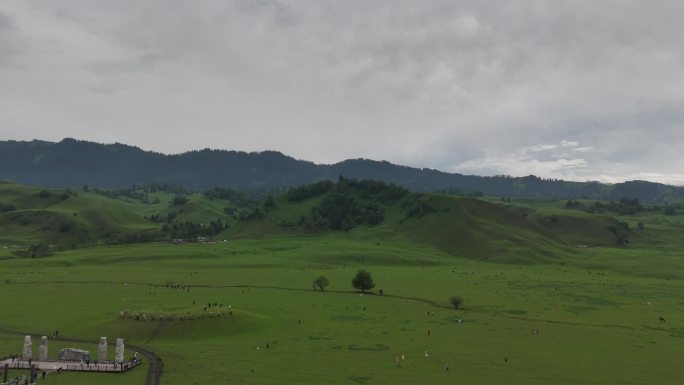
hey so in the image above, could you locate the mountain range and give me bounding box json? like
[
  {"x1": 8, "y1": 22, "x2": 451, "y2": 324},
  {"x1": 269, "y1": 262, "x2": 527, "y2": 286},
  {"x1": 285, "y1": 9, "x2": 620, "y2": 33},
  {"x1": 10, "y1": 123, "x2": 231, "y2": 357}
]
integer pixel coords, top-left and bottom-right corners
[{"x1": 1, "y1": 138, "x2": 682, "y2": 202}]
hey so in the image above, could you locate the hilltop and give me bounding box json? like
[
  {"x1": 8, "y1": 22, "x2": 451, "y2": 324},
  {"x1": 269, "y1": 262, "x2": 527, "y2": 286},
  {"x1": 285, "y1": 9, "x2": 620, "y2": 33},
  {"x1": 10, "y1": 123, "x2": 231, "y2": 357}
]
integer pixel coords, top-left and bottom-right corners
[{"x1": 1, "y1": 138, "x2": 684, "y2": 202}]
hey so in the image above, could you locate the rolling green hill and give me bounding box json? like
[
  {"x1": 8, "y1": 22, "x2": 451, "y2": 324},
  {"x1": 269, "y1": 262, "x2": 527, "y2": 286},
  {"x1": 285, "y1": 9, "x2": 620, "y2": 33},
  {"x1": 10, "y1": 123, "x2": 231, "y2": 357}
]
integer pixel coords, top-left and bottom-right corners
[
  {"x1": 0, "y1": 183, "x2": 240, "y2": 249},
  {"x1": 2, "y1": 179, "x2": 681, "y2": 264},
  {"x1": 0, "y1": 183, "x2": 158, "y2": 247},
  {"x1": 225, "y1": 179, "x2": 669, "y2": 264}
]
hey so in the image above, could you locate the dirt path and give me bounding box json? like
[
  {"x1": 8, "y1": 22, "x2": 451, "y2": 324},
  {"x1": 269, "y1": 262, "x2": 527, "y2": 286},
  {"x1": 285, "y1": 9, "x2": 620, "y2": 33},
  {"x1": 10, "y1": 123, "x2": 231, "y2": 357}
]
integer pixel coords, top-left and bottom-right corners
[{"x1": 128, "y1": 342, "x2": 163, "y2": 385}]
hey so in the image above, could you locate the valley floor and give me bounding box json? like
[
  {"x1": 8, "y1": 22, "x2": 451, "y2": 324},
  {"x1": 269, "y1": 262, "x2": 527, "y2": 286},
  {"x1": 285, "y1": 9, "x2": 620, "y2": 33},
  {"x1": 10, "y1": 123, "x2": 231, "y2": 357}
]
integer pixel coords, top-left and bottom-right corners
[{"x1": 1, "y1": 238, "x2": 684, "y2": 385}]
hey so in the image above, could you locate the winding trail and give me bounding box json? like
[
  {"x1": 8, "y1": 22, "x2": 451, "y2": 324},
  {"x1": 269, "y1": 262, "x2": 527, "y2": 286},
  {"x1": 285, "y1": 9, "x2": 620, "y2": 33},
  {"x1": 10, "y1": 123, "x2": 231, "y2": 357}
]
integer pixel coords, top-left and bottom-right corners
[{"x1": 0, "y1": 324, "x2": 163, "y2": 385}]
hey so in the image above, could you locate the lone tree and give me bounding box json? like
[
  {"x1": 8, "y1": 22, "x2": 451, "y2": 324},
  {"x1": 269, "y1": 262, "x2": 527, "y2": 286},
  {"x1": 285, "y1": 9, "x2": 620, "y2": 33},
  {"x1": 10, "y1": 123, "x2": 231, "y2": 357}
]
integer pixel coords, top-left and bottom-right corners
[
  {"x1": 450, "y1": 295, "x2": 464, "y2": 310},
  {"x1": 352, "y1": 270, "x2": 375, "y2": 293},
  {"x1": 313, "y1": 276, "x2": 330, "y2": 291}
]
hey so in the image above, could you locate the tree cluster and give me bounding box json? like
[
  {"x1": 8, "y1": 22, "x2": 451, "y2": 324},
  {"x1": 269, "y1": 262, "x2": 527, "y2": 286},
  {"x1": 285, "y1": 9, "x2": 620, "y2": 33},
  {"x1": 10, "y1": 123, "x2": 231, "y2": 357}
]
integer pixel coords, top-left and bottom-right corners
[
  {"x1": 26, "y1": 243, "x2": 54, "y2": 258},
  {"x1": 90, "y1": 187, "x2": 151, "y2": 203},
  {"x1": 88, "y1": 183, "x2": 186, "y2": 204},
  {"x1": 238, "y1": 207, "x2": 265, "y2": 220},
  {"x1": 289, "y1": 177, "x2": 411, "y2": 231},
  {"x1": 401, "y1": 194, "x2": 436, "y2": 218},
  {"x1": 336, "y1": 177, "x2": 409, "y2": 202},
  {"x1": 36, "y1": 189, "x2": 71, "y2": 202},
  {"x1": 608, "y1": 221, "x2": 630, "y2": 245},
  {"x1": 311, "y1": 193, "x2": 384, "y2": 230},
  {"x1": 161, "y1": 219, "x2": 227, "y2": 239},
  {"x1": 566, "y1": 197, "x2": 646, "y2": 215},
  {"x1": 204, "y1": 187, "x2": 256, "y2": 209},
  {"x1": 170, "y1": 195, "x2": 189, "y2": 207},
  {"x1": 285, "y1": 180, "x2": 335, "y2": 201},
  {"x1": 105, "y1": 230, "x2": 163, "y2": 245}
]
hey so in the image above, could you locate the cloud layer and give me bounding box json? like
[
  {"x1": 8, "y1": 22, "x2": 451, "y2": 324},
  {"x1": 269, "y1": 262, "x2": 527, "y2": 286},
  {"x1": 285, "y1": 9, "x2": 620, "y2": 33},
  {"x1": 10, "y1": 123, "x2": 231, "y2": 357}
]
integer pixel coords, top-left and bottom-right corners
[{"x1": 1, "y1": 1, "x2": 683, "y2": 184}]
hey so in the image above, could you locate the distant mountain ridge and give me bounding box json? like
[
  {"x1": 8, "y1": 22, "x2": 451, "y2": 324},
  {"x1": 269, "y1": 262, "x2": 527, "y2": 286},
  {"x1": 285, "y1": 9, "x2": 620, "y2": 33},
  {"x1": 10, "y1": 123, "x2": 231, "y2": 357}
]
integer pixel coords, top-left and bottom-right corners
[{"x1": 1, "y1": 138, "x2": 683, "y2": 202}]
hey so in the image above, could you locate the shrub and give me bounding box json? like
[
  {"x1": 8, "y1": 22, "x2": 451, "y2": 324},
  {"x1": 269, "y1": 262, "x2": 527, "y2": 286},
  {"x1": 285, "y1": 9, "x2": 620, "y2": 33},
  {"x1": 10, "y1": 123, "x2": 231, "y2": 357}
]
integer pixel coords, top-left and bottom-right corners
[
  {"x1": 0, "y1": 202, "x2": 16, "y2": 212},
  {"x1": 608, "y1": 221, "x2": 630, "y2": 245},
  {"x1": 313, "y1": 276, "x2": 330, "y2": 291},
  {"x1": 401, "y1": 195, "x2": 436, "y2": 218},
  {"x1": 171, "y1": 195, "x2": 189, "y2": 206},
  {"x1": 450, "y1": 295, "x2": 464, "y2": 309}
]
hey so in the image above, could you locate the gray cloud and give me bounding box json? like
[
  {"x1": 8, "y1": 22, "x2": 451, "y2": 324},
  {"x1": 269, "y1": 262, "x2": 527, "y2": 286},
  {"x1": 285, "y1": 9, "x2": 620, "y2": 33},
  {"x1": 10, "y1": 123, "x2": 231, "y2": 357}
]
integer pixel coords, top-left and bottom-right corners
[
  {"x1": 0, "y1": 10, "x2": 22, "y2": 67},
  {"x1": 1, "y1": 0, "x2": 683, "y2": 184}
]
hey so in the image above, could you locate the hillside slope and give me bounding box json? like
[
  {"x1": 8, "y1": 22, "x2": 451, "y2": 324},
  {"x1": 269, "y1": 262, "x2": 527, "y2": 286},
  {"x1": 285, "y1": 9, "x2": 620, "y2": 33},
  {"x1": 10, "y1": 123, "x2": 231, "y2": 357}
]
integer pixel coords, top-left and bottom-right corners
[
  {"x1": 0, "y1": 183, "x2": 241, "y2": 248},
  {"x1": 0, "y1": 183, "x2": 158, "y2": 246},
  {"x1": 225, "y1": 180, "x2": 576, "y2": 263},
  {"x1": 2, "y1": 179, "x2": 677, "y2": 264}
]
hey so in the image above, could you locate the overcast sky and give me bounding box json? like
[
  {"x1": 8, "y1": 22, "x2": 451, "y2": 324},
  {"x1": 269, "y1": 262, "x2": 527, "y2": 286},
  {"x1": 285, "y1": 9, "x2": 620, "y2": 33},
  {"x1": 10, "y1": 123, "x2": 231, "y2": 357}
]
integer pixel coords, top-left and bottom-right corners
[{"x1": 2, "y1": 1, "x2": 684, "y2": 185}]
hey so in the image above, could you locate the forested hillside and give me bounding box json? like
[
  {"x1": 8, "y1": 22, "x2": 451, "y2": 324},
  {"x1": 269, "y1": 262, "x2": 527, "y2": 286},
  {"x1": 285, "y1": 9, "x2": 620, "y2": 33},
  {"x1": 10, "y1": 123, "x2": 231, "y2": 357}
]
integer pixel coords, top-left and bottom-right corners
[{"x1": 2, "y1": 138, "x2": 683, "y2": 202}]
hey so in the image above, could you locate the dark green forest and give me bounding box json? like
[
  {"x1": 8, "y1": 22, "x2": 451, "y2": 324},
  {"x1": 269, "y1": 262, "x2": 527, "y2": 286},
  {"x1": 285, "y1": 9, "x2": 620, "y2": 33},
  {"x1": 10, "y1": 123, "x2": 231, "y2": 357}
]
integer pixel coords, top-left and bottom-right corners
[{"x1": 2, "y1": 138, "x2": 683, "y2": 202}]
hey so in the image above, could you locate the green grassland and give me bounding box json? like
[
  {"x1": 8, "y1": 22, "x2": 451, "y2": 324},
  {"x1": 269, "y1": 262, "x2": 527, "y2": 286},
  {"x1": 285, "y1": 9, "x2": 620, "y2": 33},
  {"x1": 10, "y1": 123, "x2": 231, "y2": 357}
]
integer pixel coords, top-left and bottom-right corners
[
  {"x1": 1, "y1": 181, "x2": 684, "y2": 384},
  {"x1": 0, "y1": 183, "x2": 158, "y2": 245},
  {"x1": 0, "y1": 183, "x2": 241, "y2": 247}
]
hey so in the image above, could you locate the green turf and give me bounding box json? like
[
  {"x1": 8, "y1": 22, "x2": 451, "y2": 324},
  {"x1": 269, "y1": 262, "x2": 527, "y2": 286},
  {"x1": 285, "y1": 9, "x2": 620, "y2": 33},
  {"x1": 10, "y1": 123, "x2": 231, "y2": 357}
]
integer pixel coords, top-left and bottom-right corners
[
  {"x1": 1, "y1": 184, "x2": 684, "y2": 384},
  {"x1": 0, "y1": 183, "x2": 239, "y2": 247},
  {"x1": 1, "y1": 235, "x2": 684, "y2": 385}
]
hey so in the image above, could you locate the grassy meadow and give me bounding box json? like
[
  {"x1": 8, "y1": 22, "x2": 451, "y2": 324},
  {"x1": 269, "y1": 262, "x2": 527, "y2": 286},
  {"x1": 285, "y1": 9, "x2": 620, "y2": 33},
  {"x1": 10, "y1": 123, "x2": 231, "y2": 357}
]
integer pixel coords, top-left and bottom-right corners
[{"x1": 1, "y1": 181, "x2": 684, "y2": 384}]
